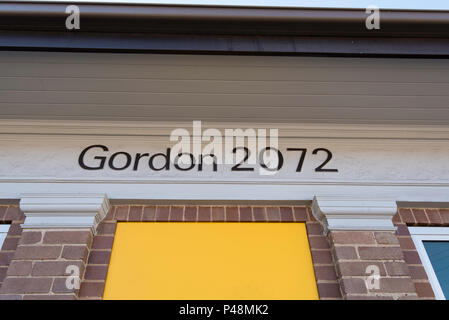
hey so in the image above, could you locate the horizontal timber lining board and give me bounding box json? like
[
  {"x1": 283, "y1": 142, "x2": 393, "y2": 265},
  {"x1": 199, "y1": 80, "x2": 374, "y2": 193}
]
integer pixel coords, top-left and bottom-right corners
[{"x1": 109, "y1": 199, "x2": 312, "y2": 206}]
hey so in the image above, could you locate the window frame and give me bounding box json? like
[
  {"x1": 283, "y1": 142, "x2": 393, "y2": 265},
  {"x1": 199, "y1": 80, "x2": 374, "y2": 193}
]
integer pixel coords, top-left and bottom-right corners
[
  {"x1": 0, "y1": 224, "x2": 10, "y2": 250},
  {"x1": 409, "y1": 227, "x2": 449, "y2": 300}
]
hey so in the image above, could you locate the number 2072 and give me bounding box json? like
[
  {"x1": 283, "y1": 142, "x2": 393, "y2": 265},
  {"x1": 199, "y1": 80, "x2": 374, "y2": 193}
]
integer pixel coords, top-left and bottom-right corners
[{"x1": 231, "y1": 147, "x2": 338, "y2": 173}]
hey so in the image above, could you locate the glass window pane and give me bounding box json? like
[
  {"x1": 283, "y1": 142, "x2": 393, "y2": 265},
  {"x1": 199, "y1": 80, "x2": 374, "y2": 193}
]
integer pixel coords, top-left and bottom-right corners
[{"x1": 423, "y1": 241, "x2": 449, "y2": 299}]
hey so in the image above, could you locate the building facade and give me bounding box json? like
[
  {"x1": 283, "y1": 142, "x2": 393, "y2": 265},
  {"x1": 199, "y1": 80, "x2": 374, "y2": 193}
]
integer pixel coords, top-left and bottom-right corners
[{"x1": 0, "y1": 2, "x2": 448, "y2": 300}]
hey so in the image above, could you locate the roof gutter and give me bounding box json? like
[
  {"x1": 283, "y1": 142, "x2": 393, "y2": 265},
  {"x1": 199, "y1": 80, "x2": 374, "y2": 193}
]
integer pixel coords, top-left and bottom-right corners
[
  {"x1": 0, "y1": 2, "x2": 448, "y2": 56},
  {"x1": 1, "y1": 2, "x2": 449, "y2": 37}
]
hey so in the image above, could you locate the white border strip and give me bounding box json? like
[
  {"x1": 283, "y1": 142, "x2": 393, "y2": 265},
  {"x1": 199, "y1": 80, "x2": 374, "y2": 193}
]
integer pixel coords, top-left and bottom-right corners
[
  {"x1": 0, "y1": 183, "x2": 448, "y2": 202},
  {"x1": 0, "y1": 224, "x2": 10, "y2": 250},
  {"x1": 409, "y1": 227, "x2": 449, "y2": 300}
]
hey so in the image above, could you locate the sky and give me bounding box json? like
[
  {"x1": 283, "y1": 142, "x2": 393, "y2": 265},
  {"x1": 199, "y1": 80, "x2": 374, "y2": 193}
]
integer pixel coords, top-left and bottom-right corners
[{"x1": 14, "y1": 1, "x2": 449, "y2": 10}]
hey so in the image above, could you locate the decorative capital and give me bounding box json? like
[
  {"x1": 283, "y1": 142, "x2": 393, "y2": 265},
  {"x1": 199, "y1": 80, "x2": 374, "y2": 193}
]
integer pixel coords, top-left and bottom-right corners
[
  {"x1": 312, "y1": 196, "x2": 397, "y2": 234},
  {"x1": 20, "y1": 194, "x2": 110, "y2": 234}
]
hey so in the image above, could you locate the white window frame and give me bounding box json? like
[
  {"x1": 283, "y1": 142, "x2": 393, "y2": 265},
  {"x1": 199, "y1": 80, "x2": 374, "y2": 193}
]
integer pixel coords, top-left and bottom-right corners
[
  {"x1": 409, "y1": 227, "x2": 449, "y2": 300},
  {"x1": 0, "y1": 224, "x2": 10, "y2": 250}
]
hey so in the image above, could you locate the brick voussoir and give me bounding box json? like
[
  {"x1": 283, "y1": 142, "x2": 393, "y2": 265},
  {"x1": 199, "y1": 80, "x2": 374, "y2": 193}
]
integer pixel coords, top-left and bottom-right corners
[
  {"x1": 87, "y1": 250, "x2": 111, "y2": 265},
  {"x1": 308, "y1": 235, "x2": 331, "y2": 250},
  {"x1": 96, "y1": 222, "x2": 117, "y2": 235},
  {"x1": 314, "y1": 265, "x2": 338, "y2": 281},
  {"x1": 91, "y1": 236, "x2": 114, "y2": 250},
  {"x1": 293, "y1": 207, "x2": 307, "y2": 221},
  {"x1": 128, "y1": 206, "x2": 143, "y2": 221},
  {"x1": 78, "y1": 281, "x2": 106, "y2": 298},
  {"x1": 211, "y1": 206, "x2": 225, "y2": 221},
  {"x1": 279, "y1": 206, "x2": 294, "y2": 222},
  {"x1": 84, "y1": 265, "x2": 108, "y2": 281},
  {"x1": 239, "y1": 206, "x2": 253, "y2": 222},
  {"x1": 316, "y1": 282, "x2": 342, "y2": 298}
]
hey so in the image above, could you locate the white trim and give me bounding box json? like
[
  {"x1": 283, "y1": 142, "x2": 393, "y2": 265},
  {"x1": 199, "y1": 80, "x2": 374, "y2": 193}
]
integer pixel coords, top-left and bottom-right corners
[
  {"x1": 311, "y1": 196, "x2": 397, "y2": 234},
  {"x1": 0, "y1": 224, "x2": 10, "y2": 249},
  {"x1": 410, "y1": 227, "x2": 449, "y2": 300},
  {"x1": 409, "y1": 227, "x2": 449, "y2": 236},
  {"x1": 0, "y1": 183, "x2": 448, "y2": 203},
  {"x1": 2, "y1": 178, "x2": 449, "y2": 186},
  {"x1": 20, "y1": 194, "x2": 110, "y2": 234}
]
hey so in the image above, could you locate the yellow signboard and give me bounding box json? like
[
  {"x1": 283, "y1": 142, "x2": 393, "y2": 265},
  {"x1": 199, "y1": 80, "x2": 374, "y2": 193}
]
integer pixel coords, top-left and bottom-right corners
[{"x1": 103, "y1": 222, "x2": 318, "y2": 300}]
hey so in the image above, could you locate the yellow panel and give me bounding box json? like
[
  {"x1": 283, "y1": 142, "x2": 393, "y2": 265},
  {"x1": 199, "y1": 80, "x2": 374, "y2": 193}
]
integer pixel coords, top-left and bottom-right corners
[{"x1": 103, "y1": 222, "x2": 318, "y2": 300}]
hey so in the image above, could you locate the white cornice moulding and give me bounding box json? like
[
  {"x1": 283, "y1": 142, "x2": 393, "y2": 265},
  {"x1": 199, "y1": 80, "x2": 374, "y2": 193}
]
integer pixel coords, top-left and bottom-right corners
[
  {"x1": 20, "y1": 194, "x2": 110, "y2": 234},
  {"x1": 311, "y1": 196, "x2": 397, "y2": 234}
]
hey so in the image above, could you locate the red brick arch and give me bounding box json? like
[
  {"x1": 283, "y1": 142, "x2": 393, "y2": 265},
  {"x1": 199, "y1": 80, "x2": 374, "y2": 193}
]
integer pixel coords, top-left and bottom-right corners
[{"x1": 79, "y1": 205, "x2": 341, "y2": 300}]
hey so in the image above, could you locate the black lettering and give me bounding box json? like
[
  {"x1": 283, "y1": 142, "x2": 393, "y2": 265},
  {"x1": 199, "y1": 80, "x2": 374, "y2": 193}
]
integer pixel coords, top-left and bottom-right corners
[
  {"x1": 78, "y1": 145, "x2": 108, "y2": 170},
  {"x1": 286, "y1": 148, "x2": 307, "y2": 172},
  {"x1": 174, "y1": 153, "x2": 195, "y2": 171},
  {"x1": 313, "y1": 148, "x2": 338, "y2": 172},
  {"x1": 198, "y1": 154, "x2": 217, "y2": 172},
  {"x1": 133, "y1": 153, "x2": 149, "y2": 171},
  {"x1": 231, "y1": 147, "x2": 254, "y2": 171},
  {"x1": 108, "y1": 152, "x2": 132, "y2": 170},
  {"x1": 259, "y1": 147, "x2": 284, "y2": 171},
  {"x1": 149, "y1": 148, "x2": 171, "y2": 171}
]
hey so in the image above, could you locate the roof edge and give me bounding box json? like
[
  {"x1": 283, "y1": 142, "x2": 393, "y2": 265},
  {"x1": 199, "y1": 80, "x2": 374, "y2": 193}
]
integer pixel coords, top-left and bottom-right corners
[{"x1": 1, "y1": 2, "x2": 449, "y2": 37}]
